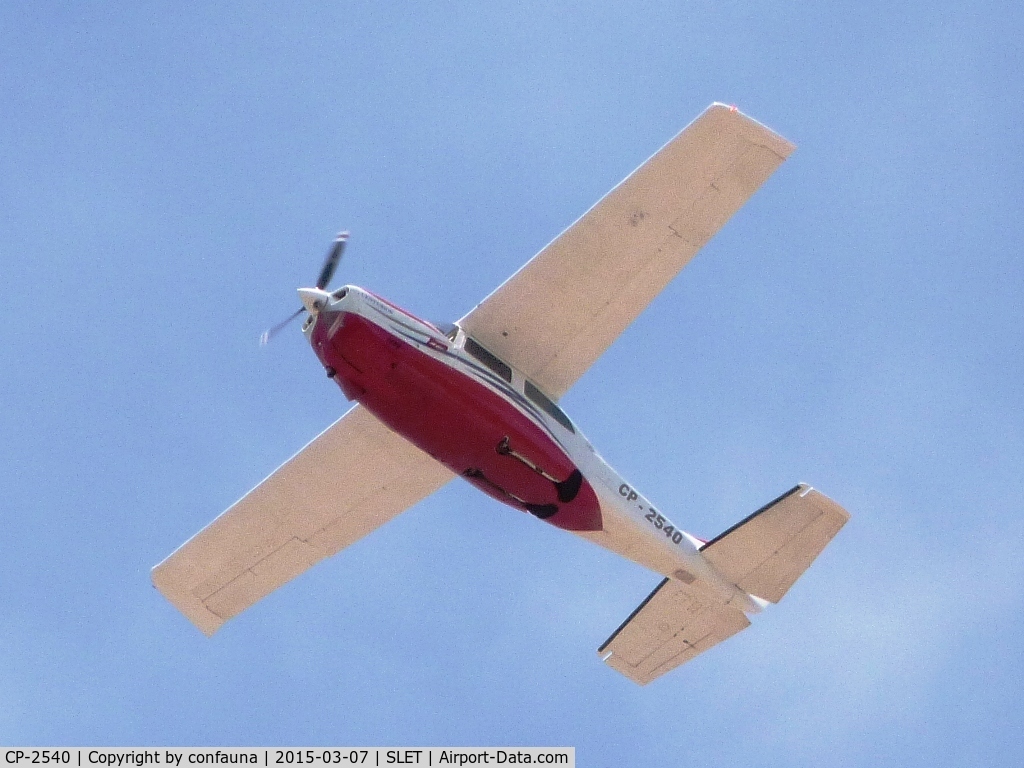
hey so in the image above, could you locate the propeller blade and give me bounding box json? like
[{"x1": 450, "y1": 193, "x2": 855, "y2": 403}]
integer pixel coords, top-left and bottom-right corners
[
  {"x1": 262, "y1": 230, "x2": 349, "y2": 346},
  {"x1": 259, "y1": 306, "x2": 305, "y2": 346},
  {"x1": 315, "y1": 231, "x2": 349, "y2": 290}
]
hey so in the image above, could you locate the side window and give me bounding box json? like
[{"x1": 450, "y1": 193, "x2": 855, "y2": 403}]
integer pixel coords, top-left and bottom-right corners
[
  {"x1": 464, "y1": 337, "x2": 513, "y2": 383},
  {"x1": 524, "y1": 380, "x2": 575, "y2": 433}
]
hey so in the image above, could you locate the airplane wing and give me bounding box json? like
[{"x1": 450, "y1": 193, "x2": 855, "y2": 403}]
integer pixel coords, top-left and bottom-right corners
[
  {"x1": 460, "y1": 103, "x2": 795, "y2": 399},
  {"x1": 598, "y1": 577, "x2": 751, "y2": 686},
  {"x1": 152, "y1": 405, "x2": 454, "y2": 635}
]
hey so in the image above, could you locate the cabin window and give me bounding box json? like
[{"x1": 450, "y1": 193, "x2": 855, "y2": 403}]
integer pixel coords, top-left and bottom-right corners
[
  {"x1": 465, "y1": 337, "x2": 513, "y2": 383},
  {"x1": 524, "y1": 380, "x2": 575, "y2": 433}
]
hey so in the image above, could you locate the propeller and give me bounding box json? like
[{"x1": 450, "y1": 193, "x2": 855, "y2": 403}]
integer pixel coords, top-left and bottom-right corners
[
  {"x1": 315, "y1": 230, "x2": 349, "y2": 290},
  {"x1": 260, "y1": 231, "x2": 349, "y2": 346}
]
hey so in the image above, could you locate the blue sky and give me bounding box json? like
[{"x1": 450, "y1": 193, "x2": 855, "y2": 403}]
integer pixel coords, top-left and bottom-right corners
[{"x1": 2, "y1": 1, "x2": 1022, "y2": 764}]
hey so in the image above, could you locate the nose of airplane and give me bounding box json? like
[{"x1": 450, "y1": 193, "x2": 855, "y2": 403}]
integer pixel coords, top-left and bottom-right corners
[{"x1": 297, "y1": 287, "x2": 331, "y2": 315}]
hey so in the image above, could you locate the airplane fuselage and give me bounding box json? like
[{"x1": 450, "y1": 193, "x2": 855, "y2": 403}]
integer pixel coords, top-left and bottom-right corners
[
  {"x1": 301, "y1": 285, "x2": 759, "y2": 612},
  {"x1": 153, "y1": 107, "x2": 849, "y2": 679}
]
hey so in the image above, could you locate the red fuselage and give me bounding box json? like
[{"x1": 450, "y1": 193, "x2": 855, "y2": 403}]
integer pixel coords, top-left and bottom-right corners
[{"x1": 308, "y1": 299, "x2": 602, "y2": 532}]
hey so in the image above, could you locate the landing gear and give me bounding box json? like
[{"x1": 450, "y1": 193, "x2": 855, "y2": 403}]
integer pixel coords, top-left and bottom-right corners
[
  {"x1": 461, "y1": 438, "x2": 586, "y2": 522},
  {"x1": 522, "y1": 503, "x2": 558, "y2": 519},
  {"x1": 554, "y1": 469, "x2": 583, "y2": 504},
  {"x1": 462, "y1": 468, "x2": 558, "y2": 520},
  {"x1": 495, "y1": 436, "x2": 583, "y2": 503}
]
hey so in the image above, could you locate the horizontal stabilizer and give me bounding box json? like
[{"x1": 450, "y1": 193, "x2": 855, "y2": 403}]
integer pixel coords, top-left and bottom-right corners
[
  {"x1": 700, "y1": 484, "x2": 850, "y2": 603},
  {"x1": 598, "y1": 578, "x2": 750, "y2": 685}
]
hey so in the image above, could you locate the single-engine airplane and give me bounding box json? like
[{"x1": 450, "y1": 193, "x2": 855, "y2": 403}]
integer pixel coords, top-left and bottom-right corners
[{"x1": 153, "y1": 103, "x2": 850, "y2": 685}]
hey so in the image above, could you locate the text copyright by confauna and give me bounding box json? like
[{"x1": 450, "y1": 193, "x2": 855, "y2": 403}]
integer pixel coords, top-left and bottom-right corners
[{"x1": 2, "y1": 750, "x2": 573, "y2": 768}]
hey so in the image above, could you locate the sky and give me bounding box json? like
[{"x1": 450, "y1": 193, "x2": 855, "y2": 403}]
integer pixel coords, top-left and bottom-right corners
[{"x1": 2, "y1": 1, "x2": 1022, "y2": 764}]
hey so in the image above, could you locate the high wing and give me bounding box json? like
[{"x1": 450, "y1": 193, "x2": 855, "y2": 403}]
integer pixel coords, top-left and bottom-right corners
[
  {"x1": 460, "y1": 103, "x2": 795, "y2": 399},
  {"x1": 152, "y1": 405, "x2": 454, "y2": 635}
]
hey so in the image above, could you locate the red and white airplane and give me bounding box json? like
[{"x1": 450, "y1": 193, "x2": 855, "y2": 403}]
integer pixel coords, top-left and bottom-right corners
[{"x1": 153, "y1": 104, "x2": 849, "y2": 685}]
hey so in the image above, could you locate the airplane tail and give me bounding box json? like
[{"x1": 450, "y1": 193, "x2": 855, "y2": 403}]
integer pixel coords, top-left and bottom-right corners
[
  {"x1": 699, "y1": 484, "x2": 850, "y2": 603},
  {"x1": 598, "y1": 484, "x2": 849, "y2": 684}
]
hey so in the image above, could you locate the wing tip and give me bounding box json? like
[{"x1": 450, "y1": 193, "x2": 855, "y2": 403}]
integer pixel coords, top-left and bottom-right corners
[
  {"x1": 151, "y1": 561, "x2": 225, "y2": 637},
  {"x1": 705, "y1": 101, "x2": 797, "y2": 157}
]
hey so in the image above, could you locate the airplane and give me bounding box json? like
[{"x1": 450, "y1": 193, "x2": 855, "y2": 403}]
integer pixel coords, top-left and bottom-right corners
[{"x1": 152, "y1": 103, "x2": 850, "y2": 685}]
